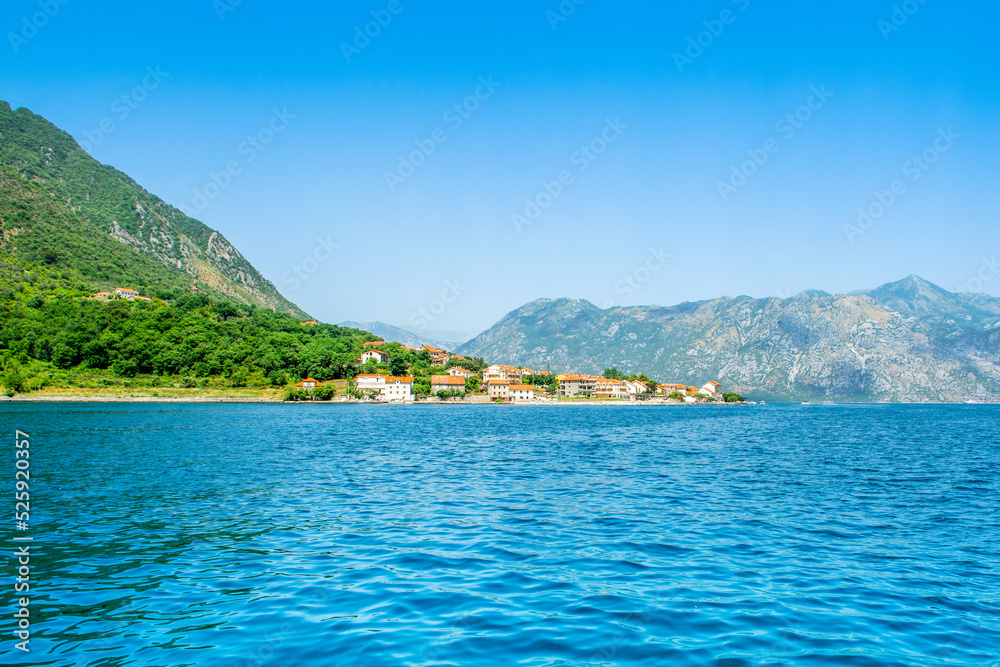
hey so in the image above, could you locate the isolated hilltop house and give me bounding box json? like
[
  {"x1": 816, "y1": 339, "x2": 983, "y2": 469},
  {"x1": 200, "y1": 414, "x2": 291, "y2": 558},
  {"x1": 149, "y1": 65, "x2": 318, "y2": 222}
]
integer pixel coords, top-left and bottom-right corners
[
  {"x1": 294, "y1": 378, "x2": 323, "y2": 389},
  {"x1": 363, "y1": 341, "x2": 387, "y2": 347},
  {"x1": 95, "y1": 287, "x2": 149, "y2": 302}
]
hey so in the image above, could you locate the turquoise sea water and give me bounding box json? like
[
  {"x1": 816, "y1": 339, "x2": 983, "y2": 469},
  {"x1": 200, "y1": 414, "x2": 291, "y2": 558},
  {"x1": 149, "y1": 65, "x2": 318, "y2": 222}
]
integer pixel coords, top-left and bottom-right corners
[{"x1": 1, "y1": 403, "x2": 999, "y2": 666}]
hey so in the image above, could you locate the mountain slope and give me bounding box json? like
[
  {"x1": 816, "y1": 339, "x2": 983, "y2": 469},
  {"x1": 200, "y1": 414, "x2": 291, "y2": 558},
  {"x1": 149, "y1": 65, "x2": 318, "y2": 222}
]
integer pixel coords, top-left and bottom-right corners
[
  {"x1": 338, "y1": 321, "x2": 467, "y2": 350},
  {"x1": 457, "y1": 278, "x2": 1000, "y2": 402},
  {"x1": 0, "y1": 101, "x2": 307, "y2": 318}
]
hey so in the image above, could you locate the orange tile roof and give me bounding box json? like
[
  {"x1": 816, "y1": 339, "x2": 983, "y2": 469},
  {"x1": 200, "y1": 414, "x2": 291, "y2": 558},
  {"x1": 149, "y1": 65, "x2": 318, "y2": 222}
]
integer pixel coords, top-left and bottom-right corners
[
  {"x1": 387, "y1": 376, "x2": 414, "y2": 383},
  {"x1": 431, "y1": 375, "x2": 465, "y2": 385},
  {"x1": 356, "y1": 374, "x2": 388, "y2": 379},
  {"x1": 363, "y1": 341, "x2": 387, "y2": 347},
  {"x1": 488, "y1": 379, "x2": 510, "y2": 385},
  {"x1": 509, "y1": 385, "x2": 534, "y2": 391}
]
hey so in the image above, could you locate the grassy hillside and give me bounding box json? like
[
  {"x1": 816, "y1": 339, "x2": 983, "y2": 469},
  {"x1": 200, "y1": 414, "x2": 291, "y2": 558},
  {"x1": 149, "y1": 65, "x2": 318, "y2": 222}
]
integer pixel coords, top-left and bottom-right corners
[
  {"x1": 0, "y1": 254, "x2": 373, "y2": 395},
  {"x1": 0, "y1": 101, "x2": 307, "y2": 318}
]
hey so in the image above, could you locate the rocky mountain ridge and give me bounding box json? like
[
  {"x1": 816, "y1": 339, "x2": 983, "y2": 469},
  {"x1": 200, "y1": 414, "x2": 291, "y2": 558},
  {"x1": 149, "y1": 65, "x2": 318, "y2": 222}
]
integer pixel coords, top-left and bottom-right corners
[{"x1": 457, "y1": 276, "x2": 1000, "y2": 402}]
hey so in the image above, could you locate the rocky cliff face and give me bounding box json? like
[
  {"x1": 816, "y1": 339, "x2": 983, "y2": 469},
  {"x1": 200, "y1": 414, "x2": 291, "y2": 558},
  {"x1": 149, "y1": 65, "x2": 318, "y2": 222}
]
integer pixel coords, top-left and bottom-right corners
[{"x1": 458, "y1": 276, "x2": 1000, "y2": 402}]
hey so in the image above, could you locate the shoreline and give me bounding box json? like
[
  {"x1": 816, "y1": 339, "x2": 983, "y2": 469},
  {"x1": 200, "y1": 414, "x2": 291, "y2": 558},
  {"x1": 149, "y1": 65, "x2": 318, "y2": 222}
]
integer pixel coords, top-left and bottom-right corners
[
  {"x1": 0, "y1": 395, "x2": 282, "y2": 403},
  {"x1": 0, "y1": 395, "x2": 989, "y2": 405}
]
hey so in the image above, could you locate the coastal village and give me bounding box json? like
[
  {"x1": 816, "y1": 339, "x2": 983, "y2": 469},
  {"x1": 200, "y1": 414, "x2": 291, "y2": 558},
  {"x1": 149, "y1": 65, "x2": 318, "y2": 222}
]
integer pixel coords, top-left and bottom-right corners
[
  {"x1": 295, "y1": 340, "x2": 732, "y2": 405},
  {"x1": 89, "y1": 288, "x2": 734, "y2": 405}
]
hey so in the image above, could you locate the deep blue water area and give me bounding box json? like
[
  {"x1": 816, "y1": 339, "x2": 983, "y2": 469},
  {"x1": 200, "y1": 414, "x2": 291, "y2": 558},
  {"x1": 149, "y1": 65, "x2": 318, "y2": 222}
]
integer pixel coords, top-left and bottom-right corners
[{"x1": 2, "y1": 403, "x2": 998, "y2": 666}]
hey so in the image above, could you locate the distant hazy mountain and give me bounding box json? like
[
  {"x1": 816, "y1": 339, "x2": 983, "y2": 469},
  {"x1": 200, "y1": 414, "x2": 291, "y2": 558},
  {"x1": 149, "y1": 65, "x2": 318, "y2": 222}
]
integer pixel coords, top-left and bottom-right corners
[
  {"x1": 338, "y1": 321, "x2": 470, "y2": 351},
  {"x1": 0, "y1": 101, "x2": 307, "y2": 318},
  {"x1": 457, "y1": 276, "x2": 1000, "y2": 403}
]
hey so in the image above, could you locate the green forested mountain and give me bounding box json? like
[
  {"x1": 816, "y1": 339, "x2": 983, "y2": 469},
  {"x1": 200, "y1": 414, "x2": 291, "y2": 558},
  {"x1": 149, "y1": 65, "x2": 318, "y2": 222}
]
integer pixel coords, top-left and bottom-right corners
[
  {"x1": 0, "y1": 101, "x2": 393, "y2": 394},
  {"x1": 0, "y1": 254, "x2": 376, "y2": 392},
  {"x1": 0, "y1": 101, "x2": 306, "y2": 317}
]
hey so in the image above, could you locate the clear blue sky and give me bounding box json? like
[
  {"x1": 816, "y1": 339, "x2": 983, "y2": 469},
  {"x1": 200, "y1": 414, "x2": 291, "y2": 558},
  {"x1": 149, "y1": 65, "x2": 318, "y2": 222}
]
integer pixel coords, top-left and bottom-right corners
[{"x1": 2, "y1": 0, "x2": 998, "y2": 335}]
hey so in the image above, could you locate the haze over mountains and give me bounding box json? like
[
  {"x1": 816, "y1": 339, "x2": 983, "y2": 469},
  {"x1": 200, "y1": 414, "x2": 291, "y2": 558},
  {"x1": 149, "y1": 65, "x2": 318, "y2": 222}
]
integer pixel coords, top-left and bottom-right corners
[
  {"x1": 0, "y1": 102, "x2": 306, "y2": 318},
  {"x1": 458, "y1": 276, "x2": 1000, "y2": 403},
  {"x1": 337, "y1": 321, "x2": 472, "y2": 351}
]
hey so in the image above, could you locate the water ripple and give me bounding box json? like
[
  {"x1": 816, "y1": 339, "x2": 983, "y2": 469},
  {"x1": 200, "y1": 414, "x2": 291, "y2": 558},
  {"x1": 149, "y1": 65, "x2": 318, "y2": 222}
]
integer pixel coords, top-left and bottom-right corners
[{"x1": 1, "y1": 403, "x2": 998, "y2": 665}]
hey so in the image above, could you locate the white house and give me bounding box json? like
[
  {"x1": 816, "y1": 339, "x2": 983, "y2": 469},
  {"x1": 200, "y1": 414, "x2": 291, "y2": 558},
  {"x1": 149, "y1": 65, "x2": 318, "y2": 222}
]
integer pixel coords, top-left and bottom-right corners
[
  {"x1": 622, "y1": 380, "x2": 648, "y2": 398},
  {"x1": 508, "y1": 384, "x2": 535, "y2": 403},
  {"x1": 448, "y1": 367, "x2": 475, "y2": 378},
  {"x1": 383, "y1": 376, "x2": 414, "y2": 402},
  {"x1": 355, "y1": 374, "x2": 387, "y2": 393},
  {"x1": 355, "y1": 374, "x2": 413, "y2": 402},
  {"x1": 361, "y1": 349, "x2": 388, "y2": 364},
  {"x1": 701, "y1": 381, "x2": 724, "y2": 400}
]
